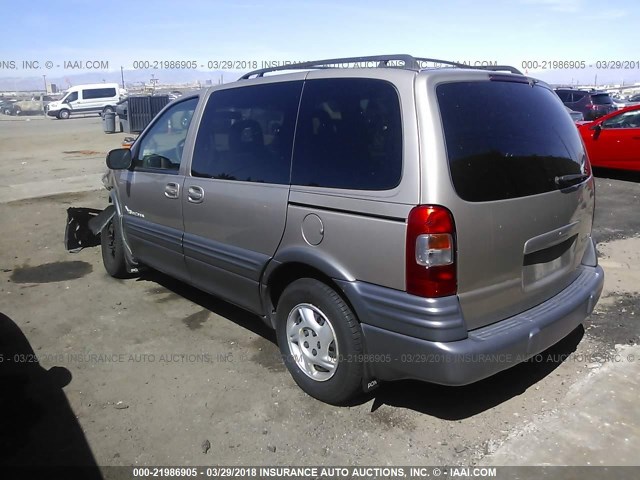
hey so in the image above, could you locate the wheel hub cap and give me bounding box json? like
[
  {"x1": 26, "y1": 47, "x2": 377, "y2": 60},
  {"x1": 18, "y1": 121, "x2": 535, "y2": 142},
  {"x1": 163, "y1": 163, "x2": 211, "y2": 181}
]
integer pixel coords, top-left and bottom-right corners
[{"x1": 286, "y1": 303, "x2": 338, "y2": 381}]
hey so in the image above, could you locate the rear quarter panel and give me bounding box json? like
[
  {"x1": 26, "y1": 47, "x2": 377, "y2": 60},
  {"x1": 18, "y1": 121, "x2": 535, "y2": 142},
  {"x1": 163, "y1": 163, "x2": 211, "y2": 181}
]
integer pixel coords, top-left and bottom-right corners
[{"x1": 277, "y1": 69, "x2": 421, "y2": 290}]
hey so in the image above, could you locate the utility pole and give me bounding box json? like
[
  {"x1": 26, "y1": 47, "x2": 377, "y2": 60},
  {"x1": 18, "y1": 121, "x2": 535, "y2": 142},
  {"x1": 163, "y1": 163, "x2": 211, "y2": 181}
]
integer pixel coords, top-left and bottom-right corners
[
  {"x1": 121, "y1": 66, "x2": 125, "y2": 89},
  {"x1": 150, "y1": 74, "x2": 159, "y2": 93},
  {"x1": 42, "y1": 74, "x2": 47, "y2": 116}
]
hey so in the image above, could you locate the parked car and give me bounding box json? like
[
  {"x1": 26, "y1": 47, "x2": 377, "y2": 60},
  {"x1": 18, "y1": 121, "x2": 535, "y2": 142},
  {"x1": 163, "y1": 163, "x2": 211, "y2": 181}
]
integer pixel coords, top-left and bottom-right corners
[
  {"x1": 565, "y1": 106, "x2": 583, "y2": 122},
  {"x1": 66, "y1": 55, "x2": 604, "y2": 405},
  {"x1": 578, "y1": 104, "x2": 640, "y2": 171},
  {"x1": 617, "y1": 93, "x2": 640, "y2": 109},
  {"x1": 555, "y1": 89, "x2": 616, "y2": 120},
  {"x1": 9, "y1": 95, "x2": 56, "y2": 115},
  {"x1": 0, "y1": 98, "x2": 16, "y2": 115}
]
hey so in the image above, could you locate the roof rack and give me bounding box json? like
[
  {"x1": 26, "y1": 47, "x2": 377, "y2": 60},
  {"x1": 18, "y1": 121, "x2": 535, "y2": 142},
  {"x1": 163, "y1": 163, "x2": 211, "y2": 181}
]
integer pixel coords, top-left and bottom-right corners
[{"x1": 239, "y1": 54, "x2": 523, "y2": 79}]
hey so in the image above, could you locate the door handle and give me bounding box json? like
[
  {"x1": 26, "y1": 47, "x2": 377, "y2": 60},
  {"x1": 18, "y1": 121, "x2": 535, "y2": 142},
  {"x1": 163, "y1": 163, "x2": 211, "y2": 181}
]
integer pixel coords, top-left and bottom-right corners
[
  {"x1": 187, "y1": 186, "x2": 204, "y2": 204},
  {"x1": 164, "y1": 182, "x2": 180, "y2": 199},
  {"x1": 632, "y1": 136, "x2": 640, "y2": 140}
]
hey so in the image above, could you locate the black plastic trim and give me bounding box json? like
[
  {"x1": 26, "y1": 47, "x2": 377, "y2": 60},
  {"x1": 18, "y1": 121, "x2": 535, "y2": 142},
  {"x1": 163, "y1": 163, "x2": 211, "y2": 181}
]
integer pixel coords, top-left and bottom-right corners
[
  {"x1": 123, "y1": 216, "x2": 182, "y2": 254},
  {"x1": 336, "y1": 280, "x2": 467, "y2": 342},
  {"x1": 361, "y1": 265, "x2": 604, "y2": 385},
  {"x1": 183, "y1": 233, "x2": 267, "y2": 282}
]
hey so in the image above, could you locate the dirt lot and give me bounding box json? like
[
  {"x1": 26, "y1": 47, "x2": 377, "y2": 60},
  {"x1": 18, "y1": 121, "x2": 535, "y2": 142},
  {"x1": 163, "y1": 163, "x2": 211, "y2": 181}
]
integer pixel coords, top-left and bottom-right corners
[{"x1": 0, "y1": 116, "x2": 638, "y2": 473}]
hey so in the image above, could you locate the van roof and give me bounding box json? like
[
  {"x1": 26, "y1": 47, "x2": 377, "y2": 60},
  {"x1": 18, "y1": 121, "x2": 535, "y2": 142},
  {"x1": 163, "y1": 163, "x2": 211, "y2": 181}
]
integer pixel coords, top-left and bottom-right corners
[
  {"x1": 240, "y1": 54, "x2": 522, "y2": 80},
  {"x1": 65, "y1": 83, "x2": 120, "y2": 90}
]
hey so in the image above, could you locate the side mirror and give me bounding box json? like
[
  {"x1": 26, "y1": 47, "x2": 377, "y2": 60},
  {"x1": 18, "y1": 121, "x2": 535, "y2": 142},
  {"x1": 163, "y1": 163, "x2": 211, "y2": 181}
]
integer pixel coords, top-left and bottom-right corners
[
  {"x1": 106, "y1": 148, "x2": 132, "y2": 169},
  {"x1": 591, "y1": 124, "x2": 602, "y2": 140}
]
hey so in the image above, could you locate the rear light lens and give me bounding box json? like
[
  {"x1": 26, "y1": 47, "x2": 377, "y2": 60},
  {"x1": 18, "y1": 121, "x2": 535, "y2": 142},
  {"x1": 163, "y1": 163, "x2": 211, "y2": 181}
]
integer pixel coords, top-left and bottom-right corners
[
  {"x1": 406, "y1": 205, "x2": 457, "y2": 297},
  {"x1": 415, "y1": 234, "x2": 453, "y2": 266},
  {"x1": 583, "y1": 153, "x2": 592, "y2": 177}
]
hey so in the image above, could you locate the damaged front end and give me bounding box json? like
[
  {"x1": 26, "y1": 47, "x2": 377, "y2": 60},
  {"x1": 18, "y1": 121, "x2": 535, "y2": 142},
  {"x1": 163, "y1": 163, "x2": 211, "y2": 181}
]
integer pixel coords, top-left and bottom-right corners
[
  {"x1": 64, "y1": 205, "x2": 115, "y2": 252},
  {"x1": 65, "y1": 165, "x2": 120, "y2": 252}
]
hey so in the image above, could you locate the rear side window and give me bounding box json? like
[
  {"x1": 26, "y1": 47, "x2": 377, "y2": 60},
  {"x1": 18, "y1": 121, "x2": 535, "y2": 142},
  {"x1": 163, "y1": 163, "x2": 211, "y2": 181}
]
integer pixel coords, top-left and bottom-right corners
[
  {"x1": 591, "y1": 94, "x2": 613, "y2": 105},
  {"x1": 191, "y1": 81, "x2": 303, "y2": 184},
  {"x1": 570, "y1": 92, "x2": 587, "y2": 103},
  {"x1": 437, "y1": 81, "x2": 585, "y2": 202},
  {"x1": 82, "y1": 88, "x2": 116, "y2": 99},
  {"x1": 291, "y1": 78, "x2": 402, "y2": 190}
]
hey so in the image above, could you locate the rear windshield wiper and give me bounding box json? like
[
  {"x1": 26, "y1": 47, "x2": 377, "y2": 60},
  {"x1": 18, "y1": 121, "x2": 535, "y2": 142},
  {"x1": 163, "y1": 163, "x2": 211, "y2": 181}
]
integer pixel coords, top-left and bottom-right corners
[{"x1": 555, "y1": 173, "x2": 589, "y2": 188}]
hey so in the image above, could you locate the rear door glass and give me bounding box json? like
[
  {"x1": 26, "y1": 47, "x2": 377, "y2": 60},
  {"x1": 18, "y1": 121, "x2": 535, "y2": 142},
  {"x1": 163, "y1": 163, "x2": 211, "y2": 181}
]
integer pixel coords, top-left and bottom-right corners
[
  {"x1": 437, "y1": 80, "x2": 586, "y2": 202},
  {"x1": 291, "y1": 78, "x2": 402, "y2": 190},
  {"x1": 591, "y1": 94, "x2": 613, "y2": 105}
]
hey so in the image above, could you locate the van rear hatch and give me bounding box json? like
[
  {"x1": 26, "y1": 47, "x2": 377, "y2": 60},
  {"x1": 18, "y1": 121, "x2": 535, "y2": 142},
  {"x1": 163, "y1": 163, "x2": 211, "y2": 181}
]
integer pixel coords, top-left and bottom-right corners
[{"x1": 436, "y1": 77, "x2": 594, "y2": 330}]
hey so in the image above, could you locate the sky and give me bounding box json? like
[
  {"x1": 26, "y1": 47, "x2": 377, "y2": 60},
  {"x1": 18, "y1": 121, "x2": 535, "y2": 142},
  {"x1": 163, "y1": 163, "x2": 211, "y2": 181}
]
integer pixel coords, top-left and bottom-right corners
[{"x1": 1, "y1": 0, "x2": 639, "y2": 85}]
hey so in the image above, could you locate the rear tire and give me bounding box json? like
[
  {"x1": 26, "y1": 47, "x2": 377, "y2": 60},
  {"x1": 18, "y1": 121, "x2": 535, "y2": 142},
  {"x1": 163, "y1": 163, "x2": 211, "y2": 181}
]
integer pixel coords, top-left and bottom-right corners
[
  {"x1": 101, "y1": 217, "x2": 128, "y2": 278},
  {"x1": 103, "y1": 106, "x2": 114, "y2": 115},
  {"x1": 275, "y1": 278, "x2": 363, "y2": 405}
]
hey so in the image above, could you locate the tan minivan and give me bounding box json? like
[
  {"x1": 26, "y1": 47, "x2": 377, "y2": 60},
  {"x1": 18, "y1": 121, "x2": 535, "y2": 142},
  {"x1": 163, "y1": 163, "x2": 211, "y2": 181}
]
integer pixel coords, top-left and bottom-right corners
[{"x1": 67, "y1": 55, "x2": 604, "y2": 404}]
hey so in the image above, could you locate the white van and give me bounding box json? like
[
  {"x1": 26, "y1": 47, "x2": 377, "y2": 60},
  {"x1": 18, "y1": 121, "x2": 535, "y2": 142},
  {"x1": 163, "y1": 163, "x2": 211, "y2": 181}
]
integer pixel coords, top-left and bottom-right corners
[{"x1": 46, "y1": 83, "x2": 125, "y2": 119}]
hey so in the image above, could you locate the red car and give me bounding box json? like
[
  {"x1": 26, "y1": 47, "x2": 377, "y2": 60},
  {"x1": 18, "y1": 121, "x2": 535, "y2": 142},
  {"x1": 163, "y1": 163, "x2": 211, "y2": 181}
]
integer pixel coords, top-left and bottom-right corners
[{"x1": 578, "y1": 105, "x2": 640, "y2": 172}]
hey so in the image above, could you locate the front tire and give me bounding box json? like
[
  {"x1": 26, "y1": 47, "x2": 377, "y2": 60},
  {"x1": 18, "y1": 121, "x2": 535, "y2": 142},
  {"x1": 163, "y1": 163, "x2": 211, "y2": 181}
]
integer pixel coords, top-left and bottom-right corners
[
  {"x1": 275, "y1": 278, "x2": 363, "y2": 405},
  {"x1": 101, "y1": 217, "x2": 128, "y2": 278},
  {"x1": 58, "y1": 109, "x2": 70, "y2": 119}
]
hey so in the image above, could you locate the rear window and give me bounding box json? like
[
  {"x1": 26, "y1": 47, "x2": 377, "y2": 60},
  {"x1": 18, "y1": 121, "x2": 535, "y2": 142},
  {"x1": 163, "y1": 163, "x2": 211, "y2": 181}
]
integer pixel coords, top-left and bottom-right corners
[
  {"x1": 437, "y1": 81, "x2": 585, "y2": 202},
  {"x1": 591, "y1": 94, "x2": 613, "y2": 105}
]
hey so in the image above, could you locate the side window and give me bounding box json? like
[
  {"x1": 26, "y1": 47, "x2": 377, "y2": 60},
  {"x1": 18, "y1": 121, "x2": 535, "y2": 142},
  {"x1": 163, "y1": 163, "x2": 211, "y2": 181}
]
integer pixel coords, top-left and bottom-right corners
[
  {"x1": 133, "y1": 97, "x2": 198, "y2": 172},
  {"x1": 603, "y1": 110, "x2": 640, "y2": 129},
  {"x1": 556, "y1": 91, "x2": 570, "y2": 102},
  {"x1": 191, "y1": 81, "x2": 303, "y2": 184},
  {"x1": 572, "y1": 92, "x2": 586, "y2": 103},
  {"x1": 291, "y1": 78, "x2": 402, "y2": 190},
  {"x1": 83, "y1": 88, "x2": 116, "y2": 99},
  {"x1": 66, "y1": 91, "x2": 78, "y2": 103}
]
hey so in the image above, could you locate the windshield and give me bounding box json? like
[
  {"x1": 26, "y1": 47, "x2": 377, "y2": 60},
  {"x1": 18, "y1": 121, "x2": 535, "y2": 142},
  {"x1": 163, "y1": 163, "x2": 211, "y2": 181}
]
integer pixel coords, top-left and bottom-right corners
[{"x1": 437, "y1": 80, "x2": 586, "y2": 202}]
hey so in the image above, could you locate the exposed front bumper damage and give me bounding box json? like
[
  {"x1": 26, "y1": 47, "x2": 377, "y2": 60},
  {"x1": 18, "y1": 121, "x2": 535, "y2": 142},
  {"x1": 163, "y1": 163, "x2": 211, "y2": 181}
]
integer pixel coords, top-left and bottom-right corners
[{"x1": 64, "y1": 206, "x2": 115, "y2": 252}]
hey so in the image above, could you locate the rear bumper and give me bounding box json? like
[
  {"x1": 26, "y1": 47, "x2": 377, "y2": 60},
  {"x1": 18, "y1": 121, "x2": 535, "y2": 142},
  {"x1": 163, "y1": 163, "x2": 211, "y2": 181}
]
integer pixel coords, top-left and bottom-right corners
[{"x1": 345, "y1": 265, "x2": 604, "y2": 386}]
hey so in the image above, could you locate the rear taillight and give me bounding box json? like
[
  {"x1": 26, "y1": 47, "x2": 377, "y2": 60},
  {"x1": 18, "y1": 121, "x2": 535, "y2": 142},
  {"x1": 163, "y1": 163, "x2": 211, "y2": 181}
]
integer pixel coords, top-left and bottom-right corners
[
  {"x1": 406, "y1": 205, "x2": 457, "y2": 297},
  {"x1": 583, "y1": 153, "x2": 592, "y2": 176}
]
